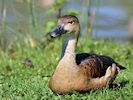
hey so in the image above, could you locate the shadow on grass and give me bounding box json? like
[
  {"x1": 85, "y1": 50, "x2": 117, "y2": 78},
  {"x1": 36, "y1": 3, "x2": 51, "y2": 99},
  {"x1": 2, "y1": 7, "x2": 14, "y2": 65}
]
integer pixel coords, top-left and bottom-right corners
[
  {"x1": 55, "y1": 80, "x2": 129, "y2": 96},
  {"x1": 109, "y1": 80, "x2": 129, "y2": 89}
]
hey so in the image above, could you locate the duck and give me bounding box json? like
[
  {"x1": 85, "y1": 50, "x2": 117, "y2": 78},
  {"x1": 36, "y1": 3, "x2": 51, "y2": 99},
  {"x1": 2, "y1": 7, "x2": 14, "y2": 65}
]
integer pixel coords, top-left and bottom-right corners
[{"x1": 49, "y1": 15, "x2": 125, "y2": 94}]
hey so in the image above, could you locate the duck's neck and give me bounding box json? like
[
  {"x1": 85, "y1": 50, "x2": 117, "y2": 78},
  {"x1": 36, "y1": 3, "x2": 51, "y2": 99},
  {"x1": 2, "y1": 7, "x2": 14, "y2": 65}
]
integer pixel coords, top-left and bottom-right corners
[{"x1": 60, "y1": 35, "x2": 79, "y2": 60}]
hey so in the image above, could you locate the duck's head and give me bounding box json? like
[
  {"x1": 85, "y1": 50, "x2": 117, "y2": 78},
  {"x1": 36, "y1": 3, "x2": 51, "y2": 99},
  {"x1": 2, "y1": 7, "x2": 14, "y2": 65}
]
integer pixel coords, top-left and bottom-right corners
[{"x1": 50, "y1": 15, "x2": 80, "y2": 38}]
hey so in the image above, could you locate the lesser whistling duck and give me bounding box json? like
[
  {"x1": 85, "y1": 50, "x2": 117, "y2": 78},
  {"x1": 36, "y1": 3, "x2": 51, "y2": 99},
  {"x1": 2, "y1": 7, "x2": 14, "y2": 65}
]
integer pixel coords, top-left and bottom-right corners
[{"x1": 49, "y1": 15, "x2": 125, "y2": 94}]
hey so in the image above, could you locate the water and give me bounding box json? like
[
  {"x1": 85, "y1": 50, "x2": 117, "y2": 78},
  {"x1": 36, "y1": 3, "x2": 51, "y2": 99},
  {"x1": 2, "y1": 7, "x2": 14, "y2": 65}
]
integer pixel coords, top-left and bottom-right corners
[{"x1": 89, "y1": 0, "x2": 133, "y2": 38}]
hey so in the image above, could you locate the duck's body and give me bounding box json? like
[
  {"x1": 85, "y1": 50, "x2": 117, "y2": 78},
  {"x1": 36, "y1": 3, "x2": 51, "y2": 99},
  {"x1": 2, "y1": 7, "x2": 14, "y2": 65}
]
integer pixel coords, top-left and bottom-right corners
[{"x1": 49, "y1": 15, "x2": 125, "y2": 94}]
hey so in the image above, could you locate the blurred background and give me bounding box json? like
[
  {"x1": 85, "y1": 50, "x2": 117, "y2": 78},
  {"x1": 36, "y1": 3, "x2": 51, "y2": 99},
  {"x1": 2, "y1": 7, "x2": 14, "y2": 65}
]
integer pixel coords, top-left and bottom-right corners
[{"x1": 0, "y1": 0, "x2": 133, "y2": 51}]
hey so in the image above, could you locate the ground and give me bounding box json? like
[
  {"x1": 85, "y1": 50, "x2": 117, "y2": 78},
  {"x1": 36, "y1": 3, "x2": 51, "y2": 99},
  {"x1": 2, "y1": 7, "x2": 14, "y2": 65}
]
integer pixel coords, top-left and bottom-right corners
[{"x1": 0, "y1": 37, "x2": 133, "y2": 100}]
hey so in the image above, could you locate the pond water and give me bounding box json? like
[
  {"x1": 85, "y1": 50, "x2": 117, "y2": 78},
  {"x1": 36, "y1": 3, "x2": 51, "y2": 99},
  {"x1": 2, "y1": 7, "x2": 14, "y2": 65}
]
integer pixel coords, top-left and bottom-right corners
[{"x1": 90, "y1": 0, "x2": 133, "y2": 39}]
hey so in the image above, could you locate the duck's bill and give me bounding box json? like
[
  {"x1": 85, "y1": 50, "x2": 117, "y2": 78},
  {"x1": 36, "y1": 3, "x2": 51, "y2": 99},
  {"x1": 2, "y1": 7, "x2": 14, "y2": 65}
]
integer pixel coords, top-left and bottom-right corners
[{"x1": 50, "y1": 24, "x2": 67, "y2": 38}]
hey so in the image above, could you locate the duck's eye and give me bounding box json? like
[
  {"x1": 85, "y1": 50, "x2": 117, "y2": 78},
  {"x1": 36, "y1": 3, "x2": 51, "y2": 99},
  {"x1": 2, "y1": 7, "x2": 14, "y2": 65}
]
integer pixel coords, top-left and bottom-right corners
[{"x1": 68, "y1": 21, "x2": 74, "y2": 24}]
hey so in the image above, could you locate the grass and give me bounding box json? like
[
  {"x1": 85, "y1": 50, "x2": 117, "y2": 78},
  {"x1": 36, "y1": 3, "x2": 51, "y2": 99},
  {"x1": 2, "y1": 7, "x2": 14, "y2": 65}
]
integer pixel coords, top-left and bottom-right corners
[{"x1": 0, "y1": 36, "x2": 133, "y2": 100}]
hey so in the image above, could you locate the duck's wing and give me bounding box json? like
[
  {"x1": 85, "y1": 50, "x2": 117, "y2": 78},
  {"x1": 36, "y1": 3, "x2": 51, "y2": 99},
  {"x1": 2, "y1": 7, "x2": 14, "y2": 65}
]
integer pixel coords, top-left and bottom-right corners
[
  {"x1": 75, "y1": 53, "x2": 93, "y2": 65},
  {"x1": 76, "y1": 53, "x2": 125, "y2": 77},
  {"x1": 97, "y1": 55, "x2": 125, "y2": 70}
]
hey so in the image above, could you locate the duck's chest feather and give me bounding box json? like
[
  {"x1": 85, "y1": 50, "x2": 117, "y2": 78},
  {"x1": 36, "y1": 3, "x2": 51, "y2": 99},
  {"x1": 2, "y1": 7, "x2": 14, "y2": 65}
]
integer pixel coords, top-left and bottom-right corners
[{"x1": 49, "y1": 55, "x2": 80, "y2": 94}]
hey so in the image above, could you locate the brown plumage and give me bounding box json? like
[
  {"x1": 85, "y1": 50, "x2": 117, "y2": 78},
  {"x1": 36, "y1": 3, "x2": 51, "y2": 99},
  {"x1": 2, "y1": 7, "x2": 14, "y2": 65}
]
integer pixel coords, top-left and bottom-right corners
[
  {"x1": 49, "y1": 15, "x2": 125, "y2": 94},
  {"x1": 76, "y1": 53, "x2": 125, "y2": 77}
]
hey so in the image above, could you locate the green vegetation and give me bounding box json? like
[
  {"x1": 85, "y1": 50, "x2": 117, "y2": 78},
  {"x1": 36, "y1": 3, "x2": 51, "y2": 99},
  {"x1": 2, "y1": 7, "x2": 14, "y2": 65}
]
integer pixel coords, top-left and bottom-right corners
[{"x1": 0, "y1": 36, "x2": 133, "y2": 100}]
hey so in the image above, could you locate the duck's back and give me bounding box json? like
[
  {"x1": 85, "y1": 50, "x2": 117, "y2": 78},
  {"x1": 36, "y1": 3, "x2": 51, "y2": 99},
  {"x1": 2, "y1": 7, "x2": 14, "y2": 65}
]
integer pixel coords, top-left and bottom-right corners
[{"x1": 76, "y1": 53, "x2": 125, "y2": 78}]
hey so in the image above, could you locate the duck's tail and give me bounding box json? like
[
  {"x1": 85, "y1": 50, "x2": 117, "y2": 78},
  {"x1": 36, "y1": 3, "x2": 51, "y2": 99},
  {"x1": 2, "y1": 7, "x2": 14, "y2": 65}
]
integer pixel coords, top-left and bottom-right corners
[{"x1": 115, "y1": 63, "x2": 126, "y2": 70}]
